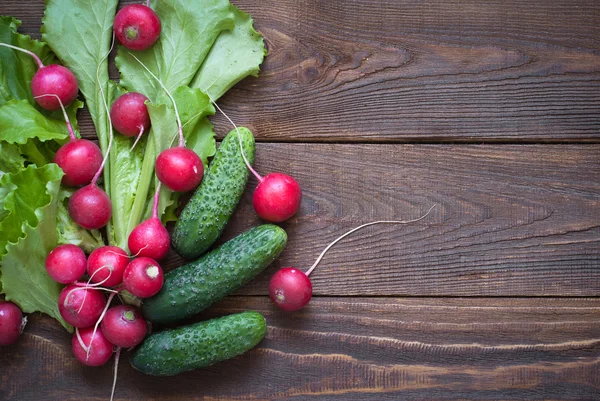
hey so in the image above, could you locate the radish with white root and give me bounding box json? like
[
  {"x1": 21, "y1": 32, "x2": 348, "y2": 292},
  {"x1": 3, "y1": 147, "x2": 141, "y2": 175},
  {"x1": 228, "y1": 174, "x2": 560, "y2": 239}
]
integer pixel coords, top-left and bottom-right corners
[
  {"x1": 128, "y1": 184, "x2": 170, "y2": 261},
  {"x1": 110, "y1": 92, "x2": 151, "y2": 150},
  {"x1": 269, "y1": 206, "x2": 437, "y2": 311},
  {"x1": 72, "y1": 327, "x2": 113, "y2": 366},
  {"x1": 211, "y1": 101, "x2": 302, "y2": 223},
  {"x1": 34, "y1": 94, "x2": 103, "y2": 187},
  {"x1": 87, "y1": 246, "x2": 130, "y2": 288},
  {"x1": 0, "y1": 301, "x2": 26, "y2": 346},
  {"x1": 114, "y1": 1, "x2": 161, "y2": 51},
  {"x1": 128, "y1": 53, "x2": 204, "y2": 192},
  {"x1": 0, "y1": 43, "x2": 79, "y2": 110},
  {"x1": 58, "y1": 285, "x2": 107, "y2": 328}
]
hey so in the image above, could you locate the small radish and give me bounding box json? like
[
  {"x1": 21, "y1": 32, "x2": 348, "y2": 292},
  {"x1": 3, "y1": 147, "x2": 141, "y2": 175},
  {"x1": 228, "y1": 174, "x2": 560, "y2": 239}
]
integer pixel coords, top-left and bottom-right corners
[
  {"x1": 59, "y1": 285, "x2": 106, "y2": 328},
  {"x1": 72, "y1": 327, "x2": 113, "y2": 366},
  {"x1": 45, "y1": 244, "x2": 87, "y2": 284},
  {"x1": 114, "y1": 1, "x2": 161, "y2": 51},
  {"x1": 34, "y1": 94, "x2": 103, "y2": 187},
  {"x1": 269, "y1": 206, "x2": 437, "y2": 311},
  {"x1": 128, "y1": 53, "x2": 204, "y2": 192},
  {"x1": 122, "y1": 257, "x2": 164, "y2": 298},
  {"x1": 87, "y1": 246, "x2": 129, "y2": 288},
  {"x1": 0, "y1": 43, "x2": 79, "y2": 110},
  {"x1": 211, "y1": 101, "x2": 302, "y2": 222},
  {"x1": 128, "y1": 184, "x2": 169, "y2": 260},
  {"x1": 0, "y1": 301, "x2": 26, "y2": 346},
  {"x1": 110, "y1": 92, "x2": 151, "y2": 149},
  {"x1": 101, "y1": 305, "x2": 147, "y2": 348}
]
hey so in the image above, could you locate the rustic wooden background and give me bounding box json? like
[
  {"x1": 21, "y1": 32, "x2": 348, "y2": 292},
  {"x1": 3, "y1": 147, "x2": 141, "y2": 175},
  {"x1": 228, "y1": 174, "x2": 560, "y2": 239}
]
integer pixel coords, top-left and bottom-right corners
[{"x1": 1, "y1": 0, "x2": 599, "y2": 400}]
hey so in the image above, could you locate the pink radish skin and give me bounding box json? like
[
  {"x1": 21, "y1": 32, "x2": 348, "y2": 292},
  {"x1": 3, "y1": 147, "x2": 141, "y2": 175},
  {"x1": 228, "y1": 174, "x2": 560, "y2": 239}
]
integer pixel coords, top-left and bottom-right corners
[
  {"x1": 122, "y1": 257, "x2": 164, "y2": 298},
  {"x1": 45, "y1": 244, "x2": 87, "y2": 284},
  {"x1": 268, "y1": 206, "x2": 437, "y2": 312},
  {"x1": 87, "y1": 246, "x2": 129, "y2": 288},
  {"x1": 101, "y1": 305, "x2": 147, "y2": 348},
  {"x1": 268, "y1": 268, "x2": 312, "y2": 312},
  {"x1": 128, "y1": 184, "x2": 170, "y2": 260},
  {"x1": 59, "y1": 285, "x2": 106, "y2": 328},
  {"x1": 68, "y1": 184, "x2": 112, "y2": 230},
  {"x1": 72, "y1": 327, "x2": 113, "y2": 366},
  {"x1": 114, "y1": 4, "x2": 161, "y2": 51},
  {"x1": 110, "y1": 92, "x2": 150, "y2": 137},
  {"x1": 31, "y1": 65, "x2": 79, "y2": 110},
  {"x1": 54, "y1": 140, "x2": 103, "y2": 187},
  {"x1": 155, "y1": 147, "x2": 203, "y2": 192},
  {"x1": 0, "y1": 44, "x2": 79, "y2": 110},
  {"x1": 253, "y1": 173, "x2": 302, "y2": 222},
  {"x1": 0, "y1": 301, "x2": 26, "y2": 346}
]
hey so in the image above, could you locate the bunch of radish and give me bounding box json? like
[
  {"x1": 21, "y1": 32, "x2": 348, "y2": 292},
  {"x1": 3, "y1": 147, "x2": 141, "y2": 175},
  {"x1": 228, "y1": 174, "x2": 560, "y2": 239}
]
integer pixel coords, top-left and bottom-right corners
[{"x1": 46, "y1": 241, "x2": 163, "y2": 366}]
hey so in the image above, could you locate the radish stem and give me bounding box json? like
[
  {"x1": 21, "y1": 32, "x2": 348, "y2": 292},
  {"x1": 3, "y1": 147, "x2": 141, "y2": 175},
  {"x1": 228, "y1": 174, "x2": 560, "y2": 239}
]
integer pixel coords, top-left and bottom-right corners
[
  {"x1": 128, "y1": 52, "x2": 184, "y2": 147},
  {"x1": 33, "y1": 94, "x2": 76, "y2": 140},
  {"x1": 210, "y1": 98, "x2": 263, "y2": 182},
  {"x1": 0, "y1": 43, "x2": 44, "y2": 69},
  {"x1": 305, "y1": 204, "x2": 437, "y2": 276}
]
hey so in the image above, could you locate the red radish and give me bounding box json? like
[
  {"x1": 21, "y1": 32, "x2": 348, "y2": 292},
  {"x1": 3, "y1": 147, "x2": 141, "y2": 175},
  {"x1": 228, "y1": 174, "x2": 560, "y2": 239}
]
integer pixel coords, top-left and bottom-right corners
[
  {"x1": 110, "y1": 92, "x2": 151, "y2": 150},
  {"x1": 59, "y1": 285, "x2": 106, "y2": 328},
  {"x1": 72, "y1": 327, "x2": 113, "y2": 366},
  {"x1": 68, "y1": 184, "x2": 112, "y2": 229},
  {"x1": 269, "y1": 206, "x2": 437, "y2": 311},
  {"x1": 114, "y1": 2, "x2": 161, "y2": 51},
  {"x1": 33, "y1": 94, "x2": 103, "y2": 187},
  {"x1": 0, "y1": 43, "x2": 78, "y2": 110},
  {"x1": 0, "y1": 301, "x2": 26, "y2": 346},
  {"x1": 87, "y1": 246, "x2": 129, "y2": 288},
  {"x1": 101, "y1": 305, "x2": 147, "y2": 348},
  {"x1": 122, "y1": 257, "x2": 164, "y2": 298},
  {"x1": 155, "y1": 147, "x2": 203, "y2": 192},
  {"x1": 128, "y1": 184, "x2": 169, "y2": 260},
  {"x1": 211, "y1": 101, "x2": 302, "y2": 222},
  {"x1": 128, "y1": 53, "x2": 204, "y2": 192},
  {"x1": 45, "y1": 244, "x2": 87, "y2": 284},
  {"x1": 253, "y1": 173, "x2": 302, "y2": 223}
]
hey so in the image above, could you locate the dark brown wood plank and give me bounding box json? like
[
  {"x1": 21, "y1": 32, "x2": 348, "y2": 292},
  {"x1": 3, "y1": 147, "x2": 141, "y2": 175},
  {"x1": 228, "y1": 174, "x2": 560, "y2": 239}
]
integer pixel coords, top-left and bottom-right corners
[
  {"x1": 2, "y1": 0, "x2": 599, "y2": 142},
  {"x1": 1, "y1": 297, "x2": 598, "y2": 400},
  {"x1": 158, "y1": 143, "x2": 600, "y2": 297}
]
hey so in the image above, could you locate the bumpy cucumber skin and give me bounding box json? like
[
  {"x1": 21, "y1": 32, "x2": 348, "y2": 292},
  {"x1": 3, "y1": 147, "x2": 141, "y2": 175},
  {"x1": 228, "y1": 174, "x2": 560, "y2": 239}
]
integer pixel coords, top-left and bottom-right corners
[
  {"x1": 143, "y1": 224, "x2": 287, "y2": 324},
  {"x1": 130, "y1": 311, "x2": 267, "y2": 376},
  {"x1": 172, "y1": 127, "x2": 256, "y2": 259}
]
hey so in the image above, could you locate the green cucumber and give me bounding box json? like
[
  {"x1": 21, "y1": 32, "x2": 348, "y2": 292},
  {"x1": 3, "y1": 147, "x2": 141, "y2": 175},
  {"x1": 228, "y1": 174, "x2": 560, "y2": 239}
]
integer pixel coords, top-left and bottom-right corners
[
  {"x1": 171, "y1": 127, "x2": 256, "y2": 259},
  {"x1": 143, "y1": 224, "x2": 287, "y2": 324},
  {"x1": 130, "y1": 311, "x2": 267, "y2": 376}
]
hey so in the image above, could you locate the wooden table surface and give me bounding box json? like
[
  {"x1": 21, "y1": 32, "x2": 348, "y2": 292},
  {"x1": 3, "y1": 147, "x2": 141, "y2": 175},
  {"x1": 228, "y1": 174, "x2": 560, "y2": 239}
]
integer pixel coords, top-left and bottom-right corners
[{"x1": 1, "y1": 0, "x2": 599, "y2": 400}]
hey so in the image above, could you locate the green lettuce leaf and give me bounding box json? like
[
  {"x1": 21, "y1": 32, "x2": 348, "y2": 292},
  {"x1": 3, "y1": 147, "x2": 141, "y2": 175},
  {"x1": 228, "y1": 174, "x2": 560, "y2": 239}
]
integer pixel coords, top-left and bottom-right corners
[
  {"x1": 115, "y1": 0, "x2": 235, "y2": 103},
  {"x1": 191, "y1": 6, "x2": 266, "y2": 100},
  {"x1": 0, "y1": 163, "x2": 70, "y2": 330},
  {"x1": 0, "y1": 99, "x2": 69, "y2": 144},
  {"x1": 0, "y1": 142, "x2": 25, "y2": 177}
]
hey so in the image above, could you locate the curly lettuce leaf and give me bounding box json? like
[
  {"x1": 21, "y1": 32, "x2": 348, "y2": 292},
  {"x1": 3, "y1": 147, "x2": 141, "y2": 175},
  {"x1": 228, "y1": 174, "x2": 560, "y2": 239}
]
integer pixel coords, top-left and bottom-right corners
[
  {"x1": 191, "y1": 6, "x2": 266, "y2": 100},
  {"x1": 0, "y1": 163, "x2": 70, "y2": 330},
  {"x1": 0, "y1": 143, "x2": 24, "y2": 177},
  {"x1": 115, "y1": 0, "x2": 234, "y2": 103},
  {"x1": 0, "y1": 99, "x2": 70, "y2": 144}
]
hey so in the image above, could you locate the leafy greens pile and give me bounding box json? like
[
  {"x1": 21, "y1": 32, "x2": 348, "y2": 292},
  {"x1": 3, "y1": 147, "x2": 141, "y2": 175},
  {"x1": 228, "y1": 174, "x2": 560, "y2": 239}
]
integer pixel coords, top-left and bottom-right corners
[{"x1": 0, "y1": 0, "x2": 266, "y2": 329}]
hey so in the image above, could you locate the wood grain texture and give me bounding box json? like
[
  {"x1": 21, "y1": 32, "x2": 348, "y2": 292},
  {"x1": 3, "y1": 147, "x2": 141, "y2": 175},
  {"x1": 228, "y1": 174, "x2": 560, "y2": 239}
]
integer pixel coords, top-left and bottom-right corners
[
  {"x1": 2, "y1": 0, "x2": 600, "y2": 142},
  {"x1": 1, "y1": 298, "x2": 599, "y2": 400},
  {"x1": 158, "y1": 143, "x2": 600, "y2": 297}
]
